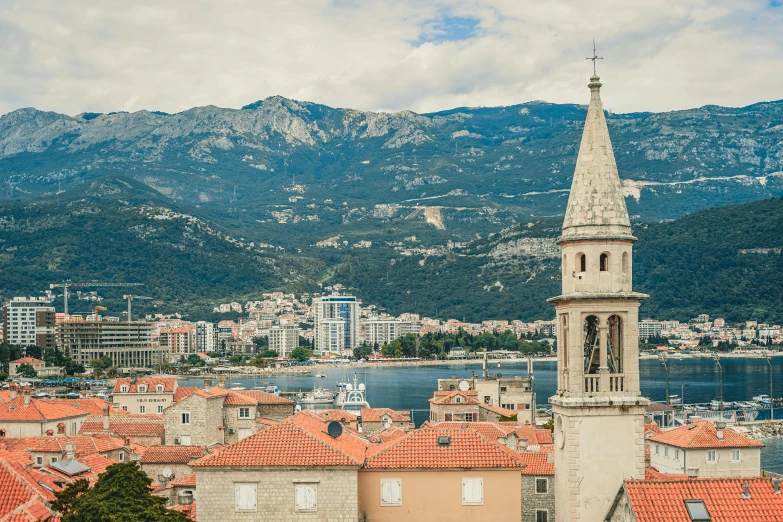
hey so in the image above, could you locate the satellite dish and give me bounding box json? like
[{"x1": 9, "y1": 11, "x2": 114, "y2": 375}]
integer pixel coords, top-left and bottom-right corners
[
  {"x1": 327, "y1": 421, "x2": 343, "y2": 439},
  {"x1": 162, "y1": 467, "x2": 172, "y2": 479},
  {"x1": 458, "y1": 380, "x2": 470, "y2": 391},
  {"x1": 295, "y1": 404, "x2": 302, "y2": 411},
  {"x1": 383, "y1": 417, "x2": 392, "y2": 429}
]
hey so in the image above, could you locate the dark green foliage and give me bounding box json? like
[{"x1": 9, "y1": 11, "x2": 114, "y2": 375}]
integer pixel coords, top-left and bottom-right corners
[
  {"x1": 186, "y1": 354, "x2": 205, "y2": 366},
  {"x1": 379, "y1": 330, "x2": 552, "y2": 359},
  {"x1": 16, "y1": 363, "x2": 37, "y2": 378},
  {"x1": 0, "y1": 343, "x2": 23, "y2": 373},
  {"x1": 53, "y1": 462, "x2": 188, "y2": 522},
  {"x1": 352, "y1": 345, "x2": 374, "y2": 360},
  {"x1": 290, "y1": 346, "x2": 311, "y2": 361}
]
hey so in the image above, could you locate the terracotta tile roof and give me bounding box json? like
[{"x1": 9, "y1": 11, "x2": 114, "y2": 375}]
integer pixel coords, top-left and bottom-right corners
[
  {"x1": 113, "y1": 377, "x2": 177, "y2": 394},
  {"x1": 535, "y1": 429, "x2": 553, "y2": 445},
  {"x1": 371, "y1": 427, "x2": 408, "y2": 444},
  {"x1": 429, "y1": 421, "x2": 513, "y2": 441},
  {"x1": 191, "y1": 411, "x2": 366, "y2": 468},
  {"x1": 644, "y1": 467, "x2": 690, "y2": 482},
  {"x1": 316, "y1": 410, "x2": 358, "y2": 423},
  {"x1": 428, "y1": 391, "x2": 481, "y2": 405},
  {"x1": 364, "y1": 428, "x2": 524, "y2": 470},
  {"x1": 10, "y1": 358, "x2": 44, "y2": 365},
  {"x1": 479, "y1": 403, "x2": 518, "y2": 418},
  {"x1": 433, "y1": 390, "x2": 478, "y2": 397},
  {"x1": 3, "y1": 434, "x2": 125, "y2": 457},
  {"x1": 219, "y1": 389, "x2": 293, "y2": 405},
  {"x1": 221, "y1": 391, "x2": 258, "y2": 406},
  {"x1": 649, "y1": 421, "x2": 763, "y2": 449},
  {"x1": 256, "y1": 417, "x2": 280, "y2": 426},
  {"x1": 173, "y1": 387, "x2": 203, "y2": 403},
  {"x1": 645, "y1": 422, "x2": 662, "y2": 437},
  {"x1": 79, "y1": 414, "x2": 164, "y2": 438},
  {"x1": 45, "y1": 454, "x2": 120, "y2": 482},
  {"x1": 360, "y1": 408, "x2": 410, "y2": 423},
  {"x1": 141, "y1": 446, "x2": 207, "y2": 464},
  {"x1": 0, "y1": 458, "x2": 58, "y2": 521},
  {"x1": 170, "y1": 501, "x2": 197, "y2": 521},
  {"x1": 169, "y1": 473, "x2": 197, "y2": 487},
  {"x1": 0, "y1": 397, "x2": 91, "y2": 422},
  {"x1": 519, "y1": 453, "x2": 554, "y2": 475},
  {"x1": 45, "y1": 398, "x2": 125, "y2": 416},
  {"x1": 624, "y1": 477, "x2": 783, "y2": 521}
]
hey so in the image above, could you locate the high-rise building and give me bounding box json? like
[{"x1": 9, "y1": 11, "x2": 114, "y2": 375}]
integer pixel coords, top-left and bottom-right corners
[
  {"x1": 159, "y1": 325, "x2": 195, "y2": 354},
  {"x1": 362, "y1": 319, "x2": 400, "y2": 347},
  {"x1": 313, "y1": 294, "x2": 360, "y2": 357},
  {"x1": 57, "y1": 317, "x2": 164, "y2": 368},
  {"x1": 195, "y1": 321, "x2": 217, "y2": 353},
  {"x1": 638, "y1": 319, "x2": 663, "y2": 339},
  {"x1": 268, "y1": 324, "x2": 299, "y2": 358},
  {"x1": 2, "y1": 297, "x2": 56, "y2": 349},
  {"x1": 549, "y1": 73, "x2": 648, "y2": 521}
]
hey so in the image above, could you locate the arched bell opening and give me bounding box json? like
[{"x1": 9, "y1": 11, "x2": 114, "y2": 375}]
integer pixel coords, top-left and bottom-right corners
[
  {"x1": 583, "y1": 315, "x2": 600, "y2": 374},
  {"x1": 607, "y1": 315, "x2": 623, "y2": 374}
]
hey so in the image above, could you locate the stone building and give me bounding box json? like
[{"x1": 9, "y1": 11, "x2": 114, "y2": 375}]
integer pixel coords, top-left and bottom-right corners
[
  {"x1": 191, "y1": 411, "x2": 364, "y2": 521},
  {"x1": 317, "y1": 408, "x2": 413, "y2": 437},
  {"x1": 438, "y1": 375, "x2": 536, "y2": 425},
  {"x1": 164, "y1": 388, "x2": 225, "y2": 446},
  {"x1": 140, "y1": 445, "x2": 207, "y2": 485},
  {"x1": 549, "y1": 72, "x2": 649, "y2": 521},
  {"x1": 428, "y1": 390, "x2": 517, "y2": 423},
  {"x1": 519, "y1": 453, "x2": 555, "y2": 522},
  {"x1": 1, "y1": 434, "x2": 133, "y2": 467},
  {"x1": 648, "y1": 420, "x2": 763, "y2": 478},
  {"x1": 79, "y1": 411, "x2": 165, "y2": 446}
]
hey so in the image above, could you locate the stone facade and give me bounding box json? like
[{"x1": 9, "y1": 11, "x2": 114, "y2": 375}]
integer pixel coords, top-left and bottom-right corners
[
  {"x1": 164, "y1": 393, "x2": 225, "y2": 446},
  {"x1": 258, "y1": 403, "x2": 295, "y2": 420},
  {"x1": 521, "y1": 474, "x2": 555, "y2": 522},
  {"x1": 223, "y1": 404, "x2": 262, "y2": 445},
  {"x1": 143, "y1": 462, "x2": 196, "y2": 485},
  {"x1": 195, "y1": 468, "x2": 359, "y2": 521}
]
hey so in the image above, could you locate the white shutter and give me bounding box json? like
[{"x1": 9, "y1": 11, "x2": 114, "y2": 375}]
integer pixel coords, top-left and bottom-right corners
[
  {"x1": 391, "y1": 479, "x2": 401, "y2": 505},
  {"x1": 235, "y1": 483, "x2": 257, "y2": 511},
  {"x1": 380, "y1": 479, "x2": 402, "y2": 506},
  {"x1": 180, "y1": 435, "x2": 191, "y2": 446},
  {"x1": 462, "y1": 478, "x2": 483, "y2": 505},
  {"x1": 295, "y1": 483, "x2": 317, "y2": 512},
  {"x1": 238, "y1": 428, "x2": 252, "y2": 440}
]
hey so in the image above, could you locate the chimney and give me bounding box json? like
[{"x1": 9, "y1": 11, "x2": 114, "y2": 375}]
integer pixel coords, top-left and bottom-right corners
[
  {"x1": 217, "y1": 375, "x2": 227, "y2": 389},
  {"x1": 102, "y1": 405, "x2": 110, "y2": 432},
  {"x1": 689, "y1": 415, "x2": 701, "y2": 423},
  {"x1": 23, "y1": 391, "x2": 31, "y2": 407},
  {"x1": 57, "y1": 422, "x2": 66, "y2": 435},
  {"x1": 716, "y1": 421, "x2": 726, "y2": 440},
  {"x1": 65, "y1": 441, "x2": 76, "y2": 460},
  {"x1": 518, "y1": 438, "x2": 529, "y2": 452},
  {"x1": 46, "y1": 429, "x2": 54, "y2": 436},
  {"x1": 687, "y1": 467, "x2": 699, "y2": 478},
  {"x1": 204, "y1": 377, "x2": 212, "y2": 388},
  {"x1": 9, "y1": 383, "x2": 16, "y2": 400},
  {"x1": 773, "y1": 478, "x2": 783, "y2": 494},
  {"x1": 742, "y1": 483, "x2": 751, "y2": 500}
]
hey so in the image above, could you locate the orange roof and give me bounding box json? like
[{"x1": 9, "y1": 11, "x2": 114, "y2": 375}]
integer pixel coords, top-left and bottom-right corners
[
  {"x1": 0, "y1": 458, "x2": 58, "y2": 521},
  {"x1": 140, "y1": 445, "x2": 206, "y2": 464},
  {"x1": 644, "y1": 467, "x2": 690, "y2": 482},
  {"x1": 113, "y1": 377, "x2": 177, "y2": 394},
  {"x1": 10, "y1": 358, "x2": 44, "y2": 365},
  {"x1": 0, "y1": 397, "x2": 91, "y2": 422},
  {"x1": 479, "y1": 403, "x2": 517, "y2": 417},
  {"x1": 623, "y1": 477, "x2": 783, "y2": 521},
  {"x1": 360, "y1": 408, "x2": 410, "y2": 423},
  {"x1": 192, "y1": 411, "x2": 366, "y2": 468},
  {"x1": 218, "y1": 388, "x2": 293, "y2": 405},
  {"x1": 317, "y1": 410, "x2": 358, "y2": 423},
  {"x1": 364, "y1": 428, "x2": 524, "y2": 470},
  {"x1": 80, "y1": 414, "x2": 164, "y2": 438},
  {"x1": 169, "y1": 473, "x2": 197, "y2": 487},
  {"x1": 45, "y1": 398, "x2": 125, "y2": 416},
  {"x1": 429, "y1": 391, "x2": 481, "y2": 405},
  {"x1": 371, "y1": 427, "x2": 408, "y2": 444},
  {"x1": 519, "y1": 453, "x2": 554, "y2": 475},
  {"x1": 644, "y1": 422, "x2": 662, "y2": 436},
  {"x1": 429, "y1": 421, "x2": 513, "y2": 441},
  {"x1": 2, "y1": 434, "x2": 125, "y2": 457},
  {"x1": 173, "y1": 387, "x2": 203, "y2": 403},
  {"x1": 649, "y1": 421, "x2": 763, "y2": 449}
]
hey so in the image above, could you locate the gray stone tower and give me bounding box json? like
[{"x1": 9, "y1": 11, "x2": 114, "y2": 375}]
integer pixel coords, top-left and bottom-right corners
[{"x1": 549, "y1": 74, "x2": 649, "y2": 522}]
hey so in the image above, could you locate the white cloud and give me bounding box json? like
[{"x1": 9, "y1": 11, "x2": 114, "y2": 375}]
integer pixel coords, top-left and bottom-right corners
[{"x1": 0, "y1": 0, "x2": 781, "y2": 116}]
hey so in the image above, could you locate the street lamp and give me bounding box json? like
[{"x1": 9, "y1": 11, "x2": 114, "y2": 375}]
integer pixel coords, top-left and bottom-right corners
[{"x1": 713, "y1": 354, "x2": 724, "y2": 416}]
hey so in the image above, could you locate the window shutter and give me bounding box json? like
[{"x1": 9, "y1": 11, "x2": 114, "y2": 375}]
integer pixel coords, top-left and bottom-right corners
[
  {"x1": 296, "y1": 484, "x2": 317, "y2": 511},
  {"x1": 381, "y1": 481, "x2": 392, "y2": 504},
  {"x1": 462, "y1": 478, "x2": 483, "y2": 505},
  {"x1": 391, "y1": 480, "x2": 401, "y2": 505}
]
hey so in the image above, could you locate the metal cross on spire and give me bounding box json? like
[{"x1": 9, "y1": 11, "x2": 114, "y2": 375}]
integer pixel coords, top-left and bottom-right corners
[{"x1": 586, "y1": 39, "x2": 603, "y2": 74}]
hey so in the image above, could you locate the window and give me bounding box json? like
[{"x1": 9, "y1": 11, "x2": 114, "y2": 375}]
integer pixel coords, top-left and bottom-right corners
[
  {"x1": 536, "y1": 510, "x2": 549, "y2": 522},
  {"x1": 181, "y1": 412, "x2": 191, "y2": 425},
  {"x1": 578, "y1": 253, "x2": 586, "y2": 272},
  {"x1": 655, "y1": 445, "x2": 659, "y2": 455},
  {"x1": 121, "y1": 406, "x2": 128, "y2": 411},
  {"x1": 239, "y1": 407, "x2": 251, "y2": 419},
  {"x1": 157, "y1": 405, "x2": 164, "y2": 414},
  {"x1": 238, "y1": 428, "x2": 252, "y2": 440},
  {"x1": 295, "y1": 483, "x2": 318, "y2": 512},
  {"x1": 622, "y1": 252, "x2": 630, "y2": 275},
  {"x1": 600, "y1": 253, "x2": 609, "y2": 271},
  {"x1": 120, "y1": 385, "x2": 129, "y2": 393},
  {"x1": 119, "y1": 452, "x2": 125, "y2": 461},
  {"x1": 455, "y1": 397, "x2": 462, "y2": 403},
  {"x1": 139, "y1": 406, "x2": 146, "y2": 414},
  {"x1": 675, "y1": 449, "x2": 680, "y2": 460},
  {"x1": 180, "y1": 435, "x2": 191, "y2": 446},
  {"x1": 156, "y1": 384, "x2": 165, "y2": 392},
  {"x1": 536, "y1": 478, "x2": 548, "y2": 494},
  {"x1": 500, "y1": 386, "x2": 507, "y2": 393},
  {"x1": 462, "y1": 478, "x2": 483, "y2": 506},
  {"x1": 444, "y1": 413, "x2": 453, "y2": 421},
  {"x1": 235, "y1": 483, "x2": 257, "y2": 512},
  {"x1": 35, "y1": 456, "x2": 43, "y2": 466},
  {"x1": 138, "y1": 385, "x2": 147, "y2": 393},
  {"x1": 707, "y1": 450, "x2": 716, "y2": 462},
  {"x1": 380, "y1": 479, "x2": 402, "y2": 506},
  {"x1": 51, "y1": 457, "x2": 58, "y2": 463},
  {"x1": 71, "y1": 422, "x2": 77, "y2": 434},
  {"x1": 684, "y1": 500, "x2": 710, "y2": 521},
  {"x1": 731, "y1": 449, "x2": 741, "y2": 462},
  {"x1": 464, "y1": 413, "x2": 473, "y2": 422},
  {"x1": 664, "y1": 447, "x2": 669, "y2": 457}
]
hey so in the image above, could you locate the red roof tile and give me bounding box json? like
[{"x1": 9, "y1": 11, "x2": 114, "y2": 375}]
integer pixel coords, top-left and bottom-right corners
[
  {"x1": 316, "y1": 410, "x2": 358, "y2": 423},
  {"x1": 364, "y1": 428, "x2": 524, "y2": 470},
  {"x1": 192, "y1": 411, "x2": 366, "y2": 468},
  {"x1": 79, "y1": 414, "x2": 164, "y2": 438},
  {"x1": 10, "y1": 358, "x2": 44, "y2": 365},
  {"x1": 479, "y1": 403, "x2": 518, "y2": 417},
  {"x1": 2, "y1": 434, "x2": 125, "y2": 457},
  {"x1": 216, "y1": 388, "x2": 293, "y2": 405},
  {"x1": 429, "y1": 421, "x2": 513, "y2": 441},
  {"x1": 0, "y1": 397, "x2": 91, "y2": 422},
  {"x1": 45, "y1": 398, "x2": 126, "y2": 416},
  {"x1": 650, "y1": 421, "x2": 763, "y2": 449},
  {"x1": 169, "y1": 473, "x2": 197, "y2": 487},
  {"x1": 360, "y1": 408, "x2": 410, "y2": 423},
  {"x1": 519, "y1": 453, "x2": 554, "y2": 475},
  {"x1": 173, "y1": 387, "x2": 203, "y2": 403},
  {"x1": 624, "y1": 477, "x2": 783, "y2": 522},
  {"x1": 0, "y1": 458, "x2": 58, "y2": 521},
  {"x1": 429, "y1": 391, "x2": 481, "y2": 405},
  {"x1": 141, "y1": 446, "x2": 207, "y2": 464},
  {"x1": 113, "y1": 377, "x2": 177, "y2": 394},
  {"x1": 644, "y1": 467, "x2": 690, "y2": 482}
]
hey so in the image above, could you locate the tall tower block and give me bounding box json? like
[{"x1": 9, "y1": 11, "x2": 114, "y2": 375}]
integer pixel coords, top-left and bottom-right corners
[{"x1": 549, "y1": 74, "x2": 649, "y2": 522}]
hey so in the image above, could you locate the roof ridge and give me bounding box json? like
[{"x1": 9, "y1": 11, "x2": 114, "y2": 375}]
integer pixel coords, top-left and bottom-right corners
[{"x1": 287, "y1": 416, "x2": 365, "y2": 465}]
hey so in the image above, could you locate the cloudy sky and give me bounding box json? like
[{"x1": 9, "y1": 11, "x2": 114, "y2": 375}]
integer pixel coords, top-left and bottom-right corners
[{"x1": 1, "y1": 0, "x2": 782, "y2": 117}]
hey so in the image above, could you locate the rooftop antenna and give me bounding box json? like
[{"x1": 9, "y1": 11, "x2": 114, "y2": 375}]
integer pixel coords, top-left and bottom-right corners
[{"x1": 586, "y1": 39, "x2": 603, "y2": 74}]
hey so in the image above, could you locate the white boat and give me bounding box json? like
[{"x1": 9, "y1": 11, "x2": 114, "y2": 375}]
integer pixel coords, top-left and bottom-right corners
[
  {"x1": 230, "y1": 386, "x2": 246, "y2": 391},
  {"x1": 733, "y1": 401, "x2": 758, "y2": 410},
  {"x1": 336, "y1": 374, "x2": 370, "y2": 413},
  {"x1": 753, "y1": 394, "x2": 771, "y2": 402},
  {"x1": 710, "y1": 400, "x2": 732, "y2": 410},
  {"x1": 668, "y1": 395, "x2": 682, "y2": 405},
  {"x1": 297, "y1": 387, "x2": 335, "y2": 405},
  {"x1": 315, "y1": 373, "x2": 327, "y2": 378}
]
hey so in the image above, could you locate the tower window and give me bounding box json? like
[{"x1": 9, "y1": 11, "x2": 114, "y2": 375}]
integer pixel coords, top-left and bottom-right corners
[
  {"x1": 600, "y1": 253, "x2": 609, "y2": 272},
  {"x1": 607, "y1": 315, "x2": 623, "y2": 374},
  {"x1": 577, "y1": 253, "x2": 586, "y2": 273},
  {"x1": 622, "y1": 252, "x2": 630, "y2": 275},
  {"x1": 583, "y1": 315, "x2": 600, "y2": 374}
]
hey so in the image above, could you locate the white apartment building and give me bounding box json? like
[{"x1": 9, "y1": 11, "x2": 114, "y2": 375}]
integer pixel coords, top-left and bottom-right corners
[
  {"x1": 57, "y1": 318, "x2": 165, "y2": 368},
  {"x1": 2, "y1": 297, "x2": 56, "y2": 349},
  {"x1": 268, "y1": 323, "x2": 299, "y2": 358},
  {"x1": 313, "y1": 294, "x2": 360, "y2": 357},
  {"x1": 195, "y1": 321, "x2": 217, "y2": 353},
  {"x1": 639, "y1": 319, "x2": 663, "y2": 339},
  {"x1": 362, "y1": 319, "x2": 422, "y2": 347}
]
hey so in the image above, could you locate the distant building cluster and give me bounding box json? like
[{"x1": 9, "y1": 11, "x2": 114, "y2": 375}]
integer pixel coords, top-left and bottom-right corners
[{"x1": 639, "y1": 314, "x2": 783, "y2": 351}]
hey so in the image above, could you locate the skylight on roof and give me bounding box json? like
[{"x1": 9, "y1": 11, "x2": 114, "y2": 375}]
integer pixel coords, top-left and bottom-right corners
[{"x1": 684, "y1": 500, "x2": 711, "y2": 521}]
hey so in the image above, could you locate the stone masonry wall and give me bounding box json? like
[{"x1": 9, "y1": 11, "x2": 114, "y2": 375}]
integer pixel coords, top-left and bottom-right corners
[
  {"x1": 521, "y1": 475, "x2": 555, "y2": 522},
  {"x1": 195, "y1": 467, "x2": 359, "y2": 522},
  {"x1": 164, "y1": 395, "x2": 224, "y2": 446},
  {"x1": 258, "y1": 403, "x2": 295, "y2": 420},
  {"x1": 142, "y1": 463, "x2": 195, "y2": 485}
]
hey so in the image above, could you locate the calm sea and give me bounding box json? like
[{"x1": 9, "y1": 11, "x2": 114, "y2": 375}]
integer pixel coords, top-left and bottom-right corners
[{"x1": 181, "y1": 357, "x2": 783, "y2": 473}]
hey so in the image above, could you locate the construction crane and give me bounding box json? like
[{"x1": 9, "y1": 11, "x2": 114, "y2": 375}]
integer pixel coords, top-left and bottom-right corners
[
  {"x1": 49, "y1": 282, "x2": 144, "y2": 314},
  {"x1": 93, "y1": 306, "x2": 107, "y2": 319},
  {"x1": 123, "y1": 295, "x2": 152, "y2": 321}
]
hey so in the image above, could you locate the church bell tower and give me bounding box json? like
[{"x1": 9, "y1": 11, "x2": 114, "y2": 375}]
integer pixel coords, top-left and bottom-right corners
[{"x1": 549, "y1": 73, "x2": 649, "y2": 522}]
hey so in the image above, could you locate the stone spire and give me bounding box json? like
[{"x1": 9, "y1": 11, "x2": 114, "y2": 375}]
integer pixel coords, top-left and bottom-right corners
[{"x1": 561, "y1": 74, "x2": 632, "y2": 240}]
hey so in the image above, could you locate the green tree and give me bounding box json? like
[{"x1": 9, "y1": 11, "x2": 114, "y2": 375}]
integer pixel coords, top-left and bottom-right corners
[
  {"x1": 186, "y1": 354, "x2": 205, "y2": 367},
  {"x1": 252, "y1": 336, "x2": 269, "y2": 350},
  {"x1": 352, "y1": 345, "x2": 374, "y2": 360},
  {"x1": 0, "y1": 372, "x2": 8, "y2": 382},
  {"x1": 290, "y1": 346, "x2": 312, "y2": 362},
  {"x1": 381, "y1": 340, "x2": 403, "y2": 358},
  {"x1": 228, "y1": 355, "x2": 244, "y2": 365},
  {"x1": 17, "y1": 363, "x2": 37, "y2": 379},
  {"x1": 53, "y1": 462, "x2": 188, "y2": 522},
  {"x1": 258, "y1": 349, "x2": 279, "y2": 358},
  {"x1": 91, "y1": 355, "x2": 114, "y2": 372}
]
